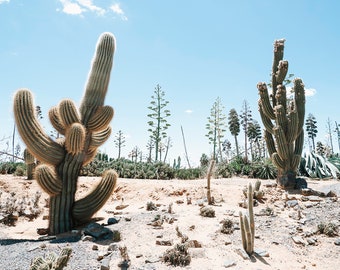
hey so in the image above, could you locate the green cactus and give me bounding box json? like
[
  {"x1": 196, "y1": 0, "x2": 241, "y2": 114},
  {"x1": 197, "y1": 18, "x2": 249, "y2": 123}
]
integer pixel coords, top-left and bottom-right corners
[
  {"x1": 24, "y1": 148, "x2": 35, "y2": 180},
  {"x1": 13, "y1": 32, "x2": 117, "y2": 235},
  {"x1": 257, "y1": 39, "x2": 306, "y2": 188},
  {"x1": 239, "y1": 183, "x2": 254, "y2": 255}
]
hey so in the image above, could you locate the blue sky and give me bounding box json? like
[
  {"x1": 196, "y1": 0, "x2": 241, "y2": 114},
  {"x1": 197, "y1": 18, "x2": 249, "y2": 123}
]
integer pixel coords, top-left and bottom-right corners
[{"x1": 0, "y1": 0, "x2": 339, "y2": 166}]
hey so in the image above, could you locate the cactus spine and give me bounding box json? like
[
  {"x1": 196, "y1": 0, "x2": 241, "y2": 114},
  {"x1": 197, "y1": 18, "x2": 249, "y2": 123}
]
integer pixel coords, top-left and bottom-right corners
[
  {"x1": 13, "y1": 33, "x2": 117, "y2": 235},
  {"x1": 239, "y1": 183, "x2": 255, "y2": 255},
  {"x1": 257, "y1": 39, "x2": 306, "y2": 188}
]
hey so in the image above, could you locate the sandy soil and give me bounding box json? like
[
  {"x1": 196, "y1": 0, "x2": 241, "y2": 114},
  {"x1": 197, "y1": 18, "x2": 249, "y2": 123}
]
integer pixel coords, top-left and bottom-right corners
[{"x1": 0, "y1": 174, "x2": 340, "y2": 270}]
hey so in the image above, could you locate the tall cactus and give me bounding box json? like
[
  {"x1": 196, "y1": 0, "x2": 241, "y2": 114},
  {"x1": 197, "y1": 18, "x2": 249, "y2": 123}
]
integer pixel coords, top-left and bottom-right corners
[
  {"x1": 257, "y1": 39, "x2": 305, "y2": 188},
  {"x1": 13, "y1": 32, "x2": 118, "y2": 235},
  {"x1": 24, "y1": 148, "x2": 35, "y2": 180}
]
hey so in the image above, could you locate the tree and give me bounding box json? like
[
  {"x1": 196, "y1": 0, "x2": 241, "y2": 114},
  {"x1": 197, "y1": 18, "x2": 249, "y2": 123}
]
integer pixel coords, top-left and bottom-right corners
[
  {"x1": 305, "y1": 113, "x2": 318, "y2": 151},
  {"x1": 206, "y1": 97, "x2": 227, "y2": 161},
  {"x1": 162, "y1": 136, "x2": 172, "y2": 163},
  {"x1": 114, "y1": 130, "x2": 126, "y2": 159},
  {"x1": 247, "y1": 120, "x2": 262, "y2": 160},
  {"x1": 240, "y1": 100, "x2": 253, "y2": 162},
  {"x1": 228, "y1": 108, "x2": 240, "y2": 157},
  {"x1": 146, "y1": 138, "x2": 154, "y2": 163},
  {"x1": 147, "y1": 84, "x2": 171, "y2": 161},
  {"x1": 326, "y1": 118, "x2": 334, "y2": 155}
]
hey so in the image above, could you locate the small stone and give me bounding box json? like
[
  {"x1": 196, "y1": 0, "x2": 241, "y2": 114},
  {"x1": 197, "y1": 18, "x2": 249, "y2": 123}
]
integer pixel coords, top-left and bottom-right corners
[
  {"x1": 108, "y1": 243, "x2": 117, "y2": 251},
  {"x1": 308, "y1": 196, "x2": 323, "y2": 202},
  {"x1": 225, "y1": 240, "x2": 232, "y2": 245},
  {"x1": 306, "y1": 238, "x2": 317, "y2": 245},
  {"x1": 254, "y1": 248, "x2": 269, "y2": 257},
  {"x1": 326, "y1": 190, "x2": 337, "y2": 197},
  {"x1": 235, "y1": 248, "x2": 250, "y2": 260},
  {"x1": 286, "y1": 200, "x2": 298, "y2": 208},
  {"x1": 39, "y1": 243, "x2": 46, "y2": 249},
  {"x1": 125, "y1": 217, "x2": 132, "y2": 222},
  {"x1": 292, "y1": 236, "x2": 306, "y2": 245},
  {"x1": 156, "y1": 240, "x2": 172, "y2": 246},
  {"x1": 107, "y1": 217, "x2": 119, "y2": 225},
  {"x1": 101, "y1": 257, "x2": 111, "y2": 270},
  {"x1": 92, "y1": 244, "x2": 99, "y2": 250},
  {"x1": 82, "y1": 235, "x2": 94, "y2": 242},
  {"x1": 301, "y1": 188, "x2": 312, "y2": 196},
  {"x1": 136, "y1": 254, "x2": 143, "y2": 258},
  {"x1": 224, "y1": 259, "x2": 236, "y2": 268},
  {"x1": 334, "y1": 238, "x2": 340, "y2": 246}
]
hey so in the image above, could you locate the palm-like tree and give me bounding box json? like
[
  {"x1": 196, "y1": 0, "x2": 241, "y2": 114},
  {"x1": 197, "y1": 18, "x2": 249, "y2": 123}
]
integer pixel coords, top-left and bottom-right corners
[
  {"x1": 247, "y1": 120, "x2": 262, "y2": 159},
  {"x1": 305, "y1": 113, "x2": 318, "y2": 151},
  {"x1": 228, "y1": 108, "x2": 240, "y2": 157}
]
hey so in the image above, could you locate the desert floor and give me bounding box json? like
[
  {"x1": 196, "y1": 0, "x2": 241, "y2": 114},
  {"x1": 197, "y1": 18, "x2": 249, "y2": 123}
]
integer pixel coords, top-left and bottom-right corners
[{"x1": 0, "y1": 174, "x2": 340, "y2": 270}]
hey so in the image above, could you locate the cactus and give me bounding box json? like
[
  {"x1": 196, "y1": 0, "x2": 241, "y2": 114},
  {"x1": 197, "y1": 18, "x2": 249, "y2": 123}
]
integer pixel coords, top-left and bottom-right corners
[
  {"x1": 239, "y1": 183, "x2": 254, "y2": 255},
  {"x1": 29, "y1": 247, "x2": 72, "y2": 270},
  {"x1": 257, "y1": 39, "x2": 306, "y2": 188},
  {"x1": 13, "y1": 33, "x2": 117, "y2": 235},
  {"x1": 24, "y1": 148, "x2": 35, "y2": 180}
]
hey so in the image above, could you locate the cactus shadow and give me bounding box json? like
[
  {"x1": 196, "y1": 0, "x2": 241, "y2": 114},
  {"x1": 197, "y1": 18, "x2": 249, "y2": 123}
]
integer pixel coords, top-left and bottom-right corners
[{"x1": 250, "y1": 252, "x2": 270, "y2": 265}]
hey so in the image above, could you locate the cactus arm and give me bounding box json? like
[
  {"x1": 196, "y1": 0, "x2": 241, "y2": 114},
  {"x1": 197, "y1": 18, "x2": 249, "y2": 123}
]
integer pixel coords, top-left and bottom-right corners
[
  {"x1": 35, "y1": 164, "x2": 62, "y2": 196},
  {"x1": 257, "y1": 83, "x2": 275, "y2": 119},
  {"x1": 264, "y1": 130, "x2": 276, "y2": 157},
  {"x1": 49, "y1": 106, "x2": 66, "y2": 135},
  {"x1": 259, "y1": 105, "x2": 274, "y2": 134},
  {"x1": 274, "y1": 105, "x2": 288, "y2": 134},
  {"x1": 287, "y1": 109, "x2": 299, "y2": 143},
  {"x1": 272, "y1": 153, "x2": 285, "y2": 170},
  {"x1": 73, "y1": 170, "x2": 117, "y2": 223},
  {"x1": 80, "y1": 32, "x2": 116, "y2": 125},
  {"x1": 273, "y1": 126, "x2": 289, "y2": 160},
  {"x1": 275, "y1": 60, "x2": 288, "y2": 84},
  {"x1": 64, "y1": 123, "x2": 86, "y2": 155},
  {"x1": 89, "y1": 126, "x2": 112, "y2": 148},
  {"x1": 58, "y1": 99, "x2": 81, "y2": 127},
  {"x1": 293, "y1": 78, "x2": 306, "y2": 133},
  {"x1": 87, "y1": 105, "x2": 114, "y2": 132},
  {"x1": 13, "y1": 89, "x2": 65, "y2": 165}
]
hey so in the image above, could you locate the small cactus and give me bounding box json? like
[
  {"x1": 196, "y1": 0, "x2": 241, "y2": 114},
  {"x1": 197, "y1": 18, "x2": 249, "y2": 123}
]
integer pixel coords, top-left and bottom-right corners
[
  {"x1": 29, "y1": 247, "x2": 72, "y2": 270},
  {"x1": 13, "y1": 33, "x2": 117, "y2": 235},
  {"x1": 239, "y1": 183, "x2": 255, "y2": 255}
]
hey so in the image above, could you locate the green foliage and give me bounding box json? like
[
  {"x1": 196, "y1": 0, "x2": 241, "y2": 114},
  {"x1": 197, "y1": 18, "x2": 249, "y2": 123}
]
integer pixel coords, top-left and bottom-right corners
[
  {"x1": 0, "y1": 162, "x2": 25, "y2": 174},
  {"x1": 175, "y1": 168, "x2": 203, "y2": 179},
  {"x1": 251, "y1": 159, "x2": 277, "y2": 179},
  {"x1": 317, "y1": 222, "x2": 338, "y2": 237},
  {"x1": 228, "y1": 108, "x2": 240, "y2": 157},
  {"x1": 306, "y1": 113, "x2": 318, "y2": 151}
]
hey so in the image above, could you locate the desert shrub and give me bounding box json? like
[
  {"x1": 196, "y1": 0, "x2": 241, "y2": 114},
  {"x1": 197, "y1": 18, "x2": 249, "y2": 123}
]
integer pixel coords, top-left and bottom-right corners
[
  {"x1": 220, "y1": 218, "x2": 234, "y2": 234},
  {"x1": 317, "y1": 222, "x2": 338, "y2": 237},
  {"x1": 215, "y1": 162, "x2": 232, "y2": 178},
  {"x1": 0, "y1": 190, "x2": 42, "y2": 225},
  {"x1": 175, "y1": 168, "x2": 203, "y2": 179},
  {"x1": 14, "y1": 164, "x2": 26, "y2": 176},
  {"x1": 146, "y1": 201, "x2": 158, "y2": 211},
  {"x1": 200, "y1": 206, "x2": 215, "y2": 217},
  {"x1": 162, "y1": 243, "x2": 191, "y2": 266},
  {"x1": 29, "y1": 247, "x2": 72, "y2": 270},
  {"x1": 0, "y1": 162, "x2": 25, "y2": 174}
]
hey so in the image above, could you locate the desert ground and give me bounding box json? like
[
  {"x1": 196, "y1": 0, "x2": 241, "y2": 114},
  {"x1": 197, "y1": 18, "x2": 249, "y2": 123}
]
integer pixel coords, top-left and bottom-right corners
[{"x1": 0, "y1": 174, "x2": 340, "y2": 270}]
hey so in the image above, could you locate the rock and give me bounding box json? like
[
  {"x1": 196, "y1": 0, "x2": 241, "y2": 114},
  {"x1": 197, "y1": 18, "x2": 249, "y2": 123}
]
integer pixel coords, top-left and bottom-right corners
[
  {"x1": 115, "y1": 204, "x2": 129, "y2": 210},
  {"x1": 225, "y1": 240, "x2": 232, "y2": 245},
  {"x1": 308, "y1": 196, "x2": 323, "y2": 202},
  {"x1": 235, "y1": 248, "x2": 250, "y2": 260},
  {"x1": 286, "y1": 200, "x2": 298, "y2": 208},
  {"x1": 136, "y1": 254, "x2": 143, "y2": 258},
  {"x1": 306, "y1": 238, "x2": 317, "y2": 245},
  {"x1": 187, "y1": 239, "x2": 202, "y2": 248},
  {"x1": 108, "y1": 243, "x2": 117, "y2": 251},
  {"x1": 156, "y1": 240, "x2": 172, "y2": 246},
  {"x1": 334, "y1": 238, "x2": 340, "y2": 246},
  {"x1": 125, "y1": 217, "x2": 132, "y2": 222},
  {"x1": 263, "y1": 182, "x2": 277, "y2": 188},
  {"x1": 254, "y1": 248, "x2": 269, "y2": 257},
  {"x1": 292, "y1": 236, "x2": 306, "y2": 245},
  {"x1": 82, "y1": 235, "x2": 94, "y2": 242},
  {"x1": 224, "y1": 259, "x2": 236, "y2": 268},
  {"x1": 107, "y1": 217, "x2": 119, "y2": 225},
  {"x1": 92, "y1": 244, "x2": 99, "y2": 250},
  {"x1": 100, "y1": 256, "x2": 111, "y2": 270},
  {"x1": 84, "y1": 222, "x2": 113, "y2": 240},
  {"x1": 301, "y1": 188, "x2": 312, "y2": 196},
  {"x1": 326, "y1": 190, "x2": 337, "y2": 197}
]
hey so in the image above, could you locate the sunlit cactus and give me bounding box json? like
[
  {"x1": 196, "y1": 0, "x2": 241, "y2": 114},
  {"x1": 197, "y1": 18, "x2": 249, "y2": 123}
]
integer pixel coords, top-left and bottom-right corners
[
  {"x1": 257, "y1": 39, "x2": 305, "y2": 188},
  {"x1": 13, "y1": 32, "x2": 118, "y2": 235}
]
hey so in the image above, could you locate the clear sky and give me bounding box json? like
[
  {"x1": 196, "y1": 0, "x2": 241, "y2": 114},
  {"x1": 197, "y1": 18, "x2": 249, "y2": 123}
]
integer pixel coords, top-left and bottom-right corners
[{"x1": 0, "y1": 0, "x2": 339, "y2": 166}]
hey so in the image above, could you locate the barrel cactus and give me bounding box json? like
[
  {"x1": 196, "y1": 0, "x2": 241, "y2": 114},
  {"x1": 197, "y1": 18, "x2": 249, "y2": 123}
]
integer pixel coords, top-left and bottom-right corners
[
  {"x1": 13, "y1": 32, "x2": 118, "y2": 235},
  {"x1": 257, "y1": 39, "x2": 306, "y2": 188}
]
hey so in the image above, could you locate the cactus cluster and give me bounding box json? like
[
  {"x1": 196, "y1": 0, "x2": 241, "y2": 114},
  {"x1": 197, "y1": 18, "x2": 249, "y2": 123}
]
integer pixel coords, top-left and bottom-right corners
[
  {"x1": 257, "y1": 39, "x2": 306, "y2": 188},
  {"x1": 29, "y1": 247, "x2": 72, "y2": 270},
  {"x1": 13, "y1": 33, "x2": 118, "y2": 235}
]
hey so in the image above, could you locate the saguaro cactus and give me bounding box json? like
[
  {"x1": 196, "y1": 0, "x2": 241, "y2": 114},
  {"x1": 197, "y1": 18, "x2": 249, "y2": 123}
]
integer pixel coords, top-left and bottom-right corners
[
  {"x1": 257, "y1": 39, "x2": 305, "y2": 188},
  {"x1": 13, "y1": 32, "x2": 117, "y2": 235},
  {"x1": 24, "y1": 148, "x2": 35, "y2": 180}
]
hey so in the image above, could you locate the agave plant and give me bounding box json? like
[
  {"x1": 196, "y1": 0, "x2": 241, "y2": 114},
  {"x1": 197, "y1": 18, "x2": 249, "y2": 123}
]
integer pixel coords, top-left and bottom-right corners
[{"x1": 300, "y1": 151, "x2": 340, "y2": 179}]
